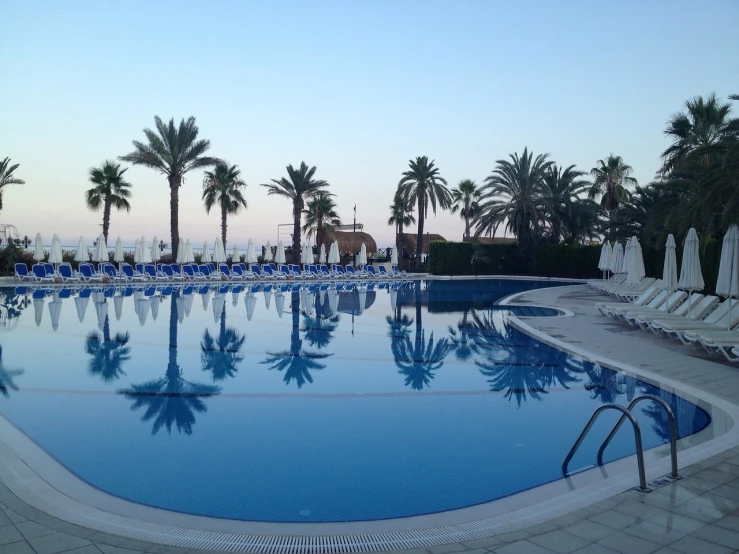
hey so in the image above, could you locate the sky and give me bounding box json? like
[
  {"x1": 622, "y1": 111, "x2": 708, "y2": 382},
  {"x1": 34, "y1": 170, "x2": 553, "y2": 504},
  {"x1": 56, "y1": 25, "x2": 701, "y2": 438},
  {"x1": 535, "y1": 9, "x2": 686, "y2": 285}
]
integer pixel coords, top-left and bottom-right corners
[{"x1": 2, "y1": 0, "x2": 739, "y2": 248}]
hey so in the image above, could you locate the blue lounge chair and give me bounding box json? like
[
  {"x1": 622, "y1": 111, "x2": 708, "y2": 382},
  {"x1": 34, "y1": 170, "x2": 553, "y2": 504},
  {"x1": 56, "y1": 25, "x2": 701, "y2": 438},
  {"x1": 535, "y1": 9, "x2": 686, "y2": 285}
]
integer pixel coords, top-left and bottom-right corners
[
  {"x1": 15, "y1": 264, "x2": 34, "y2": 281},
  {"x1": 182, "y1": 264, "x2": 204, "y2": 280},
  {"x1": 102, "y1": 264, "x2": 124, "y2": 282},
  {"x1": 159, "y1": 265, "x2": 176, "y2": 280},
  {"x1": 199, "y1": 264, "x2": 213, "y2": 279},
  {"x1": 120, "y1": 263, "x2": 144, "y2": 281},
  {"x1": 58, "y1": 264, "x2": 79, "y2": 282},
  {"x1": 308, "y1": 265, "x2": 321, "y2": 279},
  {"x1": 170, "y1": 264, "x2": 183, "y2": 279},
  {"x1": 365, "y1": 265, "x2": 384, "y2": 279},
  {"x1": 232, "y1": 264, "x2": 254, "y2": 280},
  {"x1": 42, "y1": 262, "x2": 55, "y2": 277},
  {"x1": 219, "y1": 263, "x2": 239, "y2": 280},
  {"x1": 332, "y1": 264, "x2": 348, "y2": 278},
  {"x1": 79, "y1": 263, "x2": 103, "y2": 282},
  {"x1": 391, "y1": 264, "x2": 408, "y2": 277},
  {"x1": 345, "y1": 265, "x2": 365, "y2": 278},
  {"x1": 378, "y1": 265, "x2": 394, "y2": 279},
  {"x1": 263, "y1": 265, "x2": 286, "y2": 279},
  {"x1": 143, "y1": 264, "x2": 166, "y2": 281},
  {"x1": 317, "y1": 264, "x2": 332, "y2": 278},
  {"x1": 249, "y1": 264, "x2": 264, "y2": 279},
  {"x1": 31, "y1": 264, "x2": 54, "y2": 282}
]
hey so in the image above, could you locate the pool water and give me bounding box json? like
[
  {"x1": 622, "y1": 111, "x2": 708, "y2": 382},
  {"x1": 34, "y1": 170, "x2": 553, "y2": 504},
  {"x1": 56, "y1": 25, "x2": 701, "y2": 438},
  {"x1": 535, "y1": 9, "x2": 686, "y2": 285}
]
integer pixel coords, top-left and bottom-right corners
[{"x1": 0, "y1": 280, "x2": 710, "y2": 522}]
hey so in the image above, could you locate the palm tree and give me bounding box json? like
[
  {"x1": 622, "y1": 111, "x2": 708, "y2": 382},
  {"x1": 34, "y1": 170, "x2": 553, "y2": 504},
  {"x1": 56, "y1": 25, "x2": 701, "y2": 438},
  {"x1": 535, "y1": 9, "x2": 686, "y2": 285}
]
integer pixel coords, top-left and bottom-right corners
[
  {"x1": 261, "y1": 162, "x2": 329, "y2": 264},
  {"x1": 0, "y1": 345, "x2": 23, "y2": 398},
  {"x1": 387, "y1": 191, "x2": 416, "y2": 258},
  {"x1": 543, "y1": 165, "x2": 589, "y2": 242},
  {"x1": 588, "y1": 155, "x2": 637, "y2": 240},
  {"x1": 85, "y1": 161, "x2": 133, "y2": 243},
  {"x1": 261, "y1": 290, "x2": 332, "y2": 388},
  {"x1": 201, "y1": 309, "x2": 245, "y2": 381},
  {"x1": 119, "y1": 116, "x2": 218, "y2": 259},
  {"x1": 450, "y1": 179, "x2": 482, "y2": 241},
  {"x1": 302, "y1": 193, "x2": 340, "y2": 251},
  {"x1": 118, "y1": 291, "x2": 220, "y2": 435},
  {"x1": 0, "y1": 157, "x2": 25, "y2": 213},
  {"x1": 661, "y1": 93, "x2": 734, "y2": 174},
  {"x1": 202, "y1": 162, "x2": 248, "y2": 250},
  {"x1": 475, "y1": 148, "x2": 552, "y2": 266},
  {"x1": 84, "y1": 315, "x2": 131, "y2": 382},
  {"x1": 397, "y1": 156, "x2": 451, "y2": 268}
]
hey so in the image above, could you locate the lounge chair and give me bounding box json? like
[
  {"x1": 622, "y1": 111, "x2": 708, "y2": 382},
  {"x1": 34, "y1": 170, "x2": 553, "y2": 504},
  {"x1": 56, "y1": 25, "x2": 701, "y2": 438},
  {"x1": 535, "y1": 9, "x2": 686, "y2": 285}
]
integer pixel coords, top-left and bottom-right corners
[
  {"x1": 622, "y1": 290, "x2": 687, "y2": 325},
  {"x1": 43, "y1": 262, "x2": 55, "y2": 278},
  {"x1": 652, "y1": 299, "x2": 739, "y2": 342},
  {"x1": 608, "y1": 278, "x2": 658, "y2": 301},
  {"x1": 291, "y1": 265, "x2": 314, "y2": 279},
  {"x1": 101, "y1": 263, "x2": 125, "y2": 282},
  {"x1": 596, "y1": 284, "x2": 662, "y2": 316},
  {"x1": 600, "y1": 288, "x2": 668, "y2": 319},
  {"x1": 232, "y1": 264, "x2": 253, "y2": 280},
  {"x1": 143, "y1": 264, "x2": 167, "y2": 281},
  {"x1": 263, "y1": 265, "x2": 286, "y2": 279},
  {"x1": 183, "y1": 264, "x2": 204, "y2": 280},
  {"x1": 391, "y1": 265, "x2": 408, "y2": 277},
  {"x1": 199, "y1": 264, "x2": 213, "y2": 279},
  {"x1": 170, "y1": 264, "x2": 183, "y2": 279},
  {"x1": 316, "y1": 264, "x2": 332, "y2": 278},
  {"x1": 332, "y1": 264, "x2": 348, "y2": 278},
  {"x1": 15, "y1": 264, "x2": 34, "y2": 282},
  {"x1": 635, "y1": 294, "x2": 718, "y2": 330},
  {"x1": 159, "y1": 264, "x2": 176, "y2": 280},
  {"x1": 31, "y1": 264, "x2": 55, "y2": 282},
  {"x1": 79, "y1": 263, "x2": 103, "y2": 282},
  {"x1": 219, "y1": 263, "x2": 239, "y2": 281},
  {"x1": 58, "y1": 264, "x2": 79, "y2": 282},
  {"x1": 377, "y1": 266, "x2": 394, "y2": 279},
  {"x1": 345, "y1": 265, "x2": 364, "y2": 278},
  {"x1": 249, "y1": 264, "x2": 265, "y2": 280},
  {"x1": 366, "y1": 265, "x2": 386, "y2": 279}
]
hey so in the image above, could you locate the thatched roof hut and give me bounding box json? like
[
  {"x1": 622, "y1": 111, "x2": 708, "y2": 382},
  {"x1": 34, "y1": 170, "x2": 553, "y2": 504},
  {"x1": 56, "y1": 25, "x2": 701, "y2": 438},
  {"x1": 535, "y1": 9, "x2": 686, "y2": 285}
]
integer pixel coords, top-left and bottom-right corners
[
  {"x1": 401, "y1": 233, "x2": 446, "y2": 255},
  {"x1": 324, "y1": 230, "x2": 377, "y2": 254}
]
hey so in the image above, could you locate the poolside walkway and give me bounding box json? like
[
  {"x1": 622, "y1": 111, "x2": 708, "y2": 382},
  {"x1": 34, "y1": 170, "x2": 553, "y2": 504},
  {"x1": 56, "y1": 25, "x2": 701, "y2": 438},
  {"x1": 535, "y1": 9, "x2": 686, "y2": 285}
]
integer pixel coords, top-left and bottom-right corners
[{"x1": 3, "y1": 284, "x2": 739, "y2": 553}]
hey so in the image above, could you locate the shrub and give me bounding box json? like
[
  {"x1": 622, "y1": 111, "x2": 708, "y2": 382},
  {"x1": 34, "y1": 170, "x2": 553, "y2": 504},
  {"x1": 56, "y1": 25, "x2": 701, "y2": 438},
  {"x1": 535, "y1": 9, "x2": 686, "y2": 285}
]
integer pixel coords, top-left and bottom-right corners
[
  {"x1": 535, "y1": 244, "x2": 601, "y2": 278},
  {"x1": 428, "y1": 241, "x2": 474, "y2": 274}
]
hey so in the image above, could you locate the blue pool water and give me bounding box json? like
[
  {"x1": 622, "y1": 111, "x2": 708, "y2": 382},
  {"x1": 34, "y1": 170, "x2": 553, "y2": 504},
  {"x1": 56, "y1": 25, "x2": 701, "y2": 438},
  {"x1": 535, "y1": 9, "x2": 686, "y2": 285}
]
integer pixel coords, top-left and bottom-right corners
[{"x1": 0, "y1": 280, "x2": 710, "y2": 522}]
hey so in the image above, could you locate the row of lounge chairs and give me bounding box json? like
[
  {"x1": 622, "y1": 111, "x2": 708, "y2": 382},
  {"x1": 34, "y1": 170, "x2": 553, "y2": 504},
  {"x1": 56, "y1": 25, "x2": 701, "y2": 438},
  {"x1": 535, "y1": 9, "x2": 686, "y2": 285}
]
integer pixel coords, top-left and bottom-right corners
[
  {"x1": 15, "y1": 261, "x2": 410, "y2": 284},
  {"x1": 594, "y1": 279, "x2": 739, "y2": 362}
]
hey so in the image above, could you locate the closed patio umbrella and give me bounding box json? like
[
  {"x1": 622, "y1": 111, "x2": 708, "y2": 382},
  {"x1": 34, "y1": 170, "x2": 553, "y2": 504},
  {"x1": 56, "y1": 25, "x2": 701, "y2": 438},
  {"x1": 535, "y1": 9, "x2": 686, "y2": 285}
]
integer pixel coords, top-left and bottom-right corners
[
  {"x1": 263, "y1": 286, "x2": 272, "y2": 309},
  {"x1": 133, "y1": 238, "x2": 141, "y2": 265},
  {"x1": 232, "y1": 244, "x2": 240, "y2": 265},
  {"x1": 598, "y1": 241, "x2": 611, "y2": 278},
  {"x1": 48, "y1": 294, "x2": 62, "y2": 331},
  {"x1": 391, "y1": 246, "x2": 398, "y2": 266},
  {"x1": 213, "y1": 237, "x2": 226, "y2": 266},
  {"x1": 319, "y1": 244, "x2": 326, "y2": 264},
  {"x1": 359, "y1": 243, "x2": 367, "y2": 266},
  {"x1": 357, "y1": 286, "x2": 367, "y2": 314},
  {"x1": 610, "y1": 242, "x2": 624, "y2": 274},
  {"x1": 263, "y1": 241, "x2": 273, "y2": 262},
  {"x1": 678, "y1": 228, "x2": 704, "y2": 318},
  {"x1": 626, "y1": 237, "x2": 641, "y2": 287},
  {"x1": 184, "y1": 239, "x2": 194, "y2": 265},
  {"x1": 716, "y1": 224, "x2": 739, "y2": 328},
  {"x1": 33, "y1": 233, "x2": 44, "y2": 262},
  {"x1": 176, "y1": 239, "x2": 187, "y2": 265},
  {"x1": 74, "y1": 294, "x2": 89, "y2": 323},
  {"x1": 140, "y1": 236, "x2": 151, "y2": 263},
  {"x1": 135, "y1": 298, "x2": 149, "y2": 326},
  {"x1": 150, "y1": 236, "x2": 161, "y2": 269},
  {"x1": 92, "y1": 234, "x2": 107, "y2": 266},
  {"x1": 328, "y1": 288, "x2": 339, "y2": 314},
  {"x1": 114, "y1": 237, "x2": 125, "y2": 272},
  {"x1": 662, "y1": 234, "x2": 678, "y2": 293},
  {"x1": 48, "y1": 233, "x2": 63, "y2": 274},
  {"x1": 150, "y1": 296, "x2": 160, "y2": 321},
  {"x1": 176, "y1": 295, "x2": 186, "y2": 323},
  {"x1": 245, "y1": 293, "x2": 257, "y2": 321},
  {"x1": 74, "y1": 236, "x2": 88, "y2": 263},
  {"x1": 202, "y1": 240, "x2": 211, "y2": 263},
  {"x1": 246, "y1": 239, "x2": 257, "y2": 264},
  {"x1": 184, "y1": 291, "x2": 194, "y2": 317},
  {"x1": 275, "y1": 241, "x2": 286, "y2": 264}
]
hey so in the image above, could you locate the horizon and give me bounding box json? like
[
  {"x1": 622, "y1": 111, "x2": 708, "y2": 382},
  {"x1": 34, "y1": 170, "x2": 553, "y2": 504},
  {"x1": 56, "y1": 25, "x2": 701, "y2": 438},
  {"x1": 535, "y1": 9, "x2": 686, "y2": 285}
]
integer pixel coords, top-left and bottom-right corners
[{"x1": 2, "y1": 0, "x2": 739, "y2": 249}]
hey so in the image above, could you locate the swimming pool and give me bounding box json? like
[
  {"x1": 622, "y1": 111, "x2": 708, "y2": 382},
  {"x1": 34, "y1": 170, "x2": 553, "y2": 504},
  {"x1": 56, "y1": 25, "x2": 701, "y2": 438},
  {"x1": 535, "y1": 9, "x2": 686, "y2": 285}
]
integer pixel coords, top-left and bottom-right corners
[{"x1": 0, "y1": 279, "x2": 710, "y2": 523}]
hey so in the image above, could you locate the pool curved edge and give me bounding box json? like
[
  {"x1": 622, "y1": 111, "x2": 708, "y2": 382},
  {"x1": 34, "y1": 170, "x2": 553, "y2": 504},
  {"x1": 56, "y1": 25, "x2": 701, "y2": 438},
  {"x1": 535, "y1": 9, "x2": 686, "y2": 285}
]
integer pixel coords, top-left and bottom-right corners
[{"x1": 1, "y1": 285, "x2": 738, "y2": 552}]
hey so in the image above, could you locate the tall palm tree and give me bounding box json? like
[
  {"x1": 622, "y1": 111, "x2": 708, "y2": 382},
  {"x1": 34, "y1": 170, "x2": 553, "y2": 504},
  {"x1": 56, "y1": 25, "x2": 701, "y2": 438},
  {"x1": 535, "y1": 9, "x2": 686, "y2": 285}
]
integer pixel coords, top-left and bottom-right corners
[
  {"x1": 84, "y1": 315, "x2": 131, "y2": 382},
  {"x1": 397, "y1": 156, "x2": 451, "y2": 268},
  {"x1": 661, "y1": 93, "x2": 734, "y2": 174},
  {"x1": 302, "y1": 193, "x2": 340, "y2": 251},
  {"x1": 118, "y1": 291, "x2": 220, "y2": 435},
  {"x1": 261, "y1": 290, "x2": 332, "y2": 388},
  {"x1": 202, "y1": 162, "x2": 248, "y2": 250},
  {"x1": 543, "y1": 165, "x2": 589, "y2": 242},
  {"x1": 0, "y1": 157, "x2": 25, "y2": 213},
  {"x1": 388, "y1": 191, "x2": 416, "y2": 258},
  {"x1": 201, "y1": 309, "x2": 245, "y2": 381},
  {"x1": 475, "y1": 148, "x2": 552, "y2": 266},
  {"x1": 588, "y1": 155, "x2": 637, "y2": 240},
  {"x1": 119, "y1": 116, "x2": 218, "y2": 259},
  {"x1": 261, "y1": 162, "x2": 329, "y2": 263},
  {"x1": 449, "y1": 179, "x2": 482, "y2": 241},
  {"x1": 85, "y1": 161, "x2": 133, "y2": 243}
]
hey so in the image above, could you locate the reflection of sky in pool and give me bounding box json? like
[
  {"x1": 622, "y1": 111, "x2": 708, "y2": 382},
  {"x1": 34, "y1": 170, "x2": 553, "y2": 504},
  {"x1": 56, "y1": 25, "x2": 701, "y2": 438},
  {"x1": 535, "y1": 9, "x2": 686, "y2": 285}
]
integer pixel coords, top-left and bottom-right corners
[{"x1": 0, "y1": 280, "x2": 710, "y2": 522}]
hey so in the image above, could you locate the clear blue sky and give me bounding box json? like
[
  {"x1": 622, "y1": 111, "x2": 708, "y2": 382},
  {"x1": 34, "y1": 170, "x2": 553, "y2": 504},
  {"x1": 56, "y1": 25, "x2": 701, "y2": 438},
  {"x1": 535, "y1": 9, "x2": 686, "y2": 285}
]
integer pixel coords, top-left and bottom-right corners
[{"x1": 2, "y1": 0, "x2": 738, "y2": 247}]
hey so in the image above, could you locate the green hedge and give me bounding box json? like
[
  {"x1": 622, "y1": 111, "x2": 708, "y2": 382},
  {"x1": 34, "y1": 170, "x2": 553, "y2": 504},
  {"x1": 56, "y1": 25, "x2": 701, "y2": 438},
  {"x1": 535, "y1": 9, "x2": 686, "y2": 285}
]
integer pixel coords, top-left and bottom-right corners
[{"x1": 428, "y1": 241, "x2": 601, "y2": 278}]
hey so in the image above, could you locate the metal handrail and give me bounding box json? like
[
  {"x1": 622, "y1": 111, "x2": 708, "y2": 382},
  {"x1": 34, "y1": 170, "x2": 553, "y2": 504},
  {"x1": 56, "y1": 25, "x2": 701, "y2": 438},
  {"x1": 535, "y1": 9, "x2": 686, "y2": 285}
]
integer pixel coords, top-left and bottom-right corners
[
  {"x1": 597, "y1": 394, "x2": 679, "y2": 479},
  {"x1": 562, "y1": 403, "x2": 648, "y2": 491}
]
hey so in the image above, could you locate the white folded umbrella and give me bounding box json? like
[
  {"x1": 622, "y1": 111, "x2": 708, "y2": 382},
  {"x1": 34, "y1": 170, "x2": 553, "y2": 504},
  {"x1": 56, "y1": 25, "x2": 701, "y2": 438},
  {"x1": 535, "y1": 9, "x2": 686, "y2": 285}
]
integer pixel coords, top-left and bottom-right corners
[
  {"x1": 33, "y1": 233, "x2": 44, "y2": 262},
  {"x1": 328, "y1": 288, "x2": 339, "y2": 314},
  {"x1": 598, "y1": 241, "x2": 611, "y2": 276},
  {"x1": 176, "y1": 239, "x2": 187, "y2": 265},
  {"x1": 263, "y1": 286, "x2": 273, "y2": 309},
  {"x1": 92, "y1": 234, "x2": 107, "y2": 263},
  {"x1": 184, "y1": 291, "x2": 194, "y2": 317},
  {"x1": 610, "y1": 242, "x2": 624, "y2": 274},
  {"x1": 263, "y1": 241, "x2": 273, "y2": 262},
  {"x1": 359, "y1": 243, "x2": 367, "y2": 266},
  {"x1": 275, "y1": 291, "x2": 285, "y2": 318},
  {"x1": 184, "y1": 239, "x2": 194, "y2": 264},
  {"x1": 202, "y1": 240, "x2": 211, "y2": 263},
  {"x1": 114, "y1": 294, "x2": 124, "y2": 321},
  {"x1": 213, "y1": 237, "x2": 226, "y2": 265},
  {"x1": 678, "y1": 228, "x2": 704, "y2": 318},
  {"x1": 151, "y1": 236, "x2": 161, "y2": 268},
  {"x1": 662, "y1": 234, "x2": 678, "y2": 292},
  {"x1": 150, "y1": 296, "x2": 160, "y2": 321},
  {"x1": 245, "y1": 293, "x2": 257, "y2": 321},
  {"x1": 176, "y1": 295, "x2": 186, "y2": 323},
  {"x1": 232, "y1": 244, "x2": 240, "y2": 264},
  {"x1": 48, "y1": 234, "x2": 63, "y2": 269},
  {"x1": 140, "y1": 236, "x2": 151, "y2": 263},
  {"x1": 246, "y1": 238, "x2": 257, "y2": 264},
  {"x1": 135, "y1": 298, "x2": 149, "y2": 326},
  {"x1": 275, "y1": 241, "x2": 286, "y2": 264},
  {"x1": 114, "y1": 237, "x2": 125, "y2": 270},
  {"x1": 75, "y1": 294, "x2": 89, "y2": 323},
  {"x1": 716, "y1": 224, "x2": 739, "y2": 328},
  {"x1": 74, "y1": 236, "x2": 88, "y2": 263},
  {"x1": 48, "y1": 296, "x2": 62, "y2": 331},
  {"x1": 390, "y1": 246, "x2": 398, "y2": 266},
  {"x1": 133, "y1": 238, "x2": 141, "y2": 264},
  {"x1": 201, "y1": 288, "x2": 211, "y2": 310},
  {"x1": 319, "y1": 244, "x2": 326, "y2": 264}
]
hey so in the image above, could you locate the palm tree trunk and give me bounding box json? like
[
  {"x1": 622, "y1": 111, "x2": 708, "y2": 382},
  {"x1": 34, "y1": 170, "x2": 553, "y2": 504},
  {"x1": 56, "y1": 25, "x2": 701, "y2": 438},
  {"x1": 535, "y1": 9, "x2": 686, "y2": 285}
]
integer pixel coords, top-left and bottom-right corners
[
  {"x1": 415, "y1": 193, "x2": 425, "y2": 269},
  {"x1": 0, "y1": 192, "x2": 4, "y2": 212},
  {"x1": 168, "y1": 290, "x2": 179, "y2": 378},
  {"x1": 169, "y1": 175, "x2": 181, "y2": 260},
  {"x1": 221, "y1": 202, "x2": 228, "y2": 251},
  {"x1": 102, "y1": 198, "x2": 111, "y2": 244},
  {"x1": 292, "y1": 200, "x2": 302, "y2": 264},
  {"x1": 316, "y1": 217, "x2": 324, "y2": 251},
  {"x1": 464, "y1": 205, "x2": 471, "y2": 241}
]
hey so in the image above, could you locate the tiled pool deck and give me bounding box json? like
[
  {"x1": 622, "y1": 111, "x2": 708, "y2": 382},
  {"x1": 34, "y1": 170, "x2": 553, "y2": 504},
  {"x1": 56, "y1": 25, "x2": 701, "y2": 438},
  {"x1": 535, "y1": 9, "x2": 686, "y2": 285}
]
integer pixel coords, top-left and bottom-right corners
[{"x1": 3, "y1": 283, "x2": 739, "y2": 553}]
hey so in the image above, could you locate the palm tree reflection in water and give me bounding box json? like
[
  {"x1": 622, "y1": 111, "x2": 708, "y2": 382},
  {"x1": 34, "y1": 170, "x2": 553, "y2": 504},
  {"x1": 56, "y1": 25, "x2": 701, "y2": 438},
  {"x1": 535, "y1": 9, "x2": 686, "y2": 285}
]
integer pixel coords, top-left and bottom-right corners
[
  {"x1": 118, "y1": 290, "x2": 221, "y2": 435},
  {"x1": 201, "y1": 309, "x2": 245, "y2": 381},
  {"x1": 85, "y1": 314, "x2": 131, "y2": 382},
  {"x1": 261, "y1": 290, "x2": 332, "y2": 388},
  {"x1": 388, "y1": 282, "x2": 453, "y2": 390},
  {"x1": 0, "y1": 345, "x2": 23, "y2": 398}
]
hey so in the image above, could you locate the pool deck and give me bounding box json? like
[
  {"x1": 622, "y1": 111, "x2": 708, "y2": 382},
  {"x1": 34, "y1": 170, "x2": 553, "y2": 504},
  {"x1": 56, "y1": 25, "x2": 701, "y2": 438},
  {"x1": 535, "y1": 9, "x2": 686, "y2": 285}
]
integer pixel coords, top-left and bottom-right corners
[{"x1": 4, "y1": 283, "x2": 739, "y2": 553}]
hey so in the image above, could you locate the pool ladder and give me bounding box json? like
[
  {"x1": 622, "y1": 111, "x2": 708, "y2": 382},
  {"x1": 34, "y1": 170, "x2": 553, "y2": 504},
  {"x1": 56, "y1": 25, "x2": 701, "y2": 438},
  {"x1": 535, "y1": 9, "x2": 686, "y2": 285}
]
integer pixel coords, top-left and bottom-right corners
[{"x1": 562, "y1": 394, "x2": 680, "y2": 492}]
